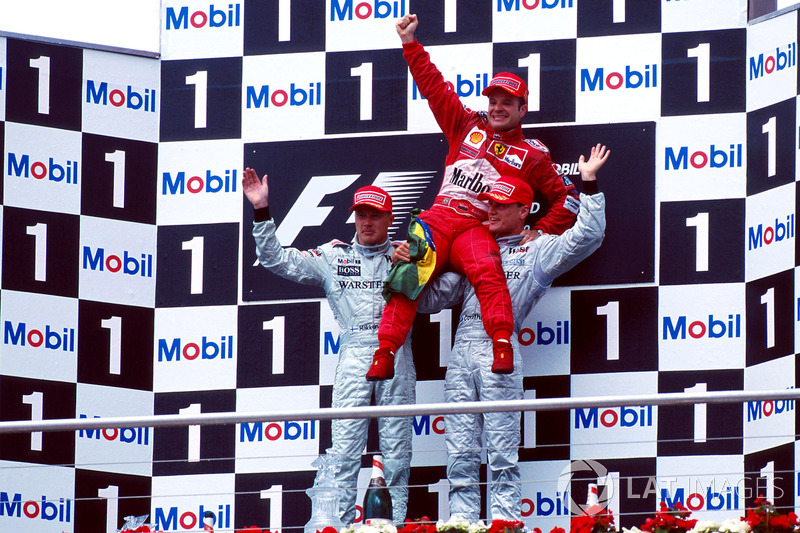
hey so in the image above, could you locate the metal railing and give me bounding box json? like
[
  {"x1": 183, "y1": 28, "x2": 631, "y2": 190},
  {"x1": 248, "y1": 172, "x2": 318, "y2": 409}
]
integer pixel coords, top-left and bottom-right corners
[{"x1": 1, "y1": 388, "x2": 798, "y2": 433}]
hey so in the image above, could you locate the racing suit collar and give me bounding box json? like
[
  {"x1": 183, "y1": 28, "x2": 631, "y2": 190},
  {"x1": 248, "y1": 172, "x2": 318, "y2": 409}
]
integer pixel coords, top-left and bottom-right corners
[
  {"x1": 496, "y1": 233, "x2": 524, "y2": 247},
  {"x1": 485, "y1": 121, "x2": 524, "y2": 142},
  {"x1": 352, "y1": 236, "x2": 393, "y2": 258}
]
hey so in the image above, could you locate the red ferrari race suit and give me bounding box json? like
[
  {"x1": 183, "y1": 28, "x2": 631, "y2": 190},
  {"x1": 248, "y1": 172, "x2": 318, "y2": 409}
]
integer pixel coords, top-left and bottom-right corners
[{"x1": 377, "y1": 39, "x2": 580, "y2": 354}]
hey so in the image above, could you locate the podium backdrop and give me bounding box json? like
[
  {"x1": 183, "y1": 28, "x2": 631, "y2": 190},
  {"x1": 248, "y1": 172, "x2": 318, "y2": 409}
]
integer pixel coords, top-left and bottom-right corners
[{"x1": 1, "y1": 1, "x2": 799, "y2": 532}]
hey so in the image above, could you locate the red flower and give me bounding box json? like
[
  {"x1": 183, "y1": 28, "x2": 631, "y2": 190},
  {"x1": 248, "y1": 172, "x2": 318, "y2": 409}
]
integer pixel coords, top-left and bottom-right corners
[
  {"x1": 640, "y1": 502, "x2": 696, "y2": 533},
  {"x1": 745, "y1": 498, "x2": 799, "y2": 533},
  {"x1": 488, "y1": 519, "x2": 526, "y2": 533},
  {"x1": 399, "y1": 516, "x2": 436, "y2": 533}
]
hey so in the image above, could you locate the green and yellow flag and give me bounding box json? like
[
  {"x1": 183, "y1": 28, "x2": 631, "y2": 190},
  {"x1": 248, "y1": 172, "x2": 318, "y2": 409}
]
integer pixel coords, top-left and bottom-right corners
[{"x1": 383, "y1": 211, "x2": 437, "y2": 302}]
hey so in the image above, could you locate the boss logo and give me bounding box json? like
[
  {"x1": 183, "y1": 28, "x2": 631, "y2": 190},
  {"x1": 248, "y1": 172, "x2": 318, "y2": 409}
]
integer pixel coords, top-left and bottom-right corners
[{"x1": 337, "y1": 265, "x2": 361, "y2": 276}]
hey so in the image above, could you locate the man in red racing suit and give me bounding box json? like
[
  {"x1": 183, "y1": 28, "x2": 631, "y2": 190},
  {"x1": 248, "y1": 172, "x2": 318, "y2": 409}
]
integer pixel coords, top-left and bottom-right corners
[{"x1": 366, "y1": 13, "x2": 579, "y2": 381}]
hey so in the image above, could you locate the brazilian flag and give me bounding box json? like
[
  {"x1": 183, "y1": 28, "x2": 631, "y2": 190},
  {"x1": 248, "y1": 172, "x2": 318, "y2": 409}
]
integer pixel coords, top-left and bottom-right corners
[{"x1": 383, "y1": 210, "x2": 437, "y2": 302}]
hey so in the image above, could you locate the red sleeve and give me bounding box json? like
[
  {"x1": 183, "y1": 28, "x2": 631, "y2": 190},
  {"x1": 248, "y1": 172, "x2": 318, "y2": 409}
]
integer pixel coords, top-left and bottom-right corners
[
  {"x1": 526, "y1": 152, "x2": 579, "y2": 235},
  {"x1": 403, "y1": 40, "x2": 472, "y2": 145}
]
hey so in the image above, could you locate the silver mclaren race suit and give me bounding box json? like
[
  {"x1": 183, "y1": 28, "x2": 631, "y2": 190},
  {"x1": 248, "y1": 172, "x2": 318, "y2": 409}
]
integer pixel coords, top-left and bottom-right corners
[
  {"x1": 253, "y1": 217, "x2": 416, "y2": 525},
  {"x1": 418, "y1": 191, "x2": 605, "y2": 520}
]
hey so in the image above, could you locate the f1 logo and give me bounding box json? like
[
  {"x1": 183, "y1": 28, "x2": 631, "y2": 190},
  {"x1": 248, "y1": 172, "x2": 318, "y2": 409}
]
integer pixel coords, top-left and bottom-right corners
[
  {"x1": 276, "y1": 174, "x2": 359, "y2": 245},
  {"x1": 274, "y1": 171, "x2": 437, "y2": 247}
]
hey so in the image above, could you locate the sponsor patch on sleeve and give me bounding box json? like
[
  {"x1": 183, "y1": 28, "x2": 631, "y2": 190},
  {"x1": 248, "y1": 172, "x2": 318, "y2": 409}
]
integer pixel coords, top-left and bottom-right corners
[
  {"x1": 564, "y1": 196, "x2": 581, "y2": 214},
  {"x1": 524, "y1": 138, "x2": 550, "y2": 154}
]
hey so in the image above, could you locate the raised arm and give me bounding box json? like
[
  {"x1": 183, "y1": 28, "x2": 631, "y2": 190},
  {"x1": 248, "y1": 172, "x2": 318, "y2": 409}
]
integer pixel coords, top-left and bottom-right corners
[
  {"x1": 396, "y1": 13, "x2": 418, "y2": 44},
  {"x1": 397, "y1": 14, "x2": 472, "y2": 142},
  {"x1": 243, "y1": 167, "x2": 269, "y2": 209},
  {"x1": 578, "y1": 143, "x2": 610, "y2": 182},
  {"x1": 533, "y1": 144, "x2": 609, "y2": 285},
  {"x1": 245, "y1": 167, "x2": 330, "y2": 288}
]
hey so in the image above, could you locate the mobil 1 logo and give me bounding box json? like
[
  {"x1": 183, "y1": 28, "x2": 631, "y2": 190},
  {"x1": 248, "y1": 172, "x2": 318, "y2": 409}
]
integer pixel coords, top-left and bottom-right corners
[
  {"x1": 744, "y1": 442, "x2": 794, "y2": 514},
  {"x1": 74, "y1": 470, "x2": 151, "y2": 533},
  {"x1": 657, "y1": 368, "x2": 743, "y2": 457},
  {"x1": 237, "y1": 302, "x2": 321, "y2": 388},
  {"x1": 156, "y1": 222, "x2": 239, "y2": 307},
  {"x1": 519, "y1": 375, "x2": 570, "y2": 462},
  {"x1": 660, "y1": 199, "x2": 745, "y2": 285},
  {"x1": 746, "y1": 98, "x2": 795, "y2": 196},
  {"x1": 0, "y1": 375, "x2": 76, "y2": 465},
  {"x1": 235, "y1": 470, "x2": 315, "y2": 533},
  {"x1": 493, "y1": 40, "x2": 576, "y2": 125},
  {"x1": 661, "y1": 30, "x2": 746, "y2": 117},
  {"x1": 745, "y1": 269, "x2": 794, "y2": 366},
  {"x1": 153, "y1": 389, "x2": 236, "y2": 476},
  {"x1": 6, "y1": 39, "x2": 82, "y2": 131},
  {"x1": 77, "y1": 300, "x2": 154, "y2": 391},
  {"x1": 407, "y1": 0, "x2": 491, "y2": 45},
  {"x1": 577, "y1": 0, "x2": 660, "y2": 37},
  {"x1": 160, "y1": 57, "x2": 242, "y2": 141},
  {"x1": 1, "y1": 206, "x2": 80, "y2": 298},
  {"x1": 244, "y1": 0, "x2": 325, "y2": 55},
  {"x1": 324, "y1": 49, "x2": 408, "y2": 134},
  {"x1": 570, "y1": 287, "x2": 658, "y2": 374},
  {"x1": 411, "y1": 309, "x2": 455, "y2": 382},
  {"x1": 81, "y1": 133, "x2": 158, "y2": 224}
]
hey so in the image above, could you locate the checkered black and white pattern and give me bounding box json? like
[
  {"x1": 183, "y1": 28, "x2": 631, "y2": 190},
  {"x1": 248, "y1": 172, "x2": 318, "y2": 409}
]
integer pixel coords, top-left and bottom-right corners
[{"x1": 1, "y1": 1, "x2": 798, "y2": 532}]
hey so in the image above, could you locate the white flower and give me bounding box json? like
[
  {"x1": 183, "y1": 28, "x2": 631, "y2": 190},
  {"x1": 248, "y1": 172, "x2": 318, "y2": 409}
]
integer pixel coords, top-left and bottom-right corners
[
  {"x1": 622, "y1": 527, "x2": 645, "y2": 533},
  {"x1": 437, "y1": 517, "x2": 473, "y2": 533},
  {"x1": 719, "y1": 518, "x2": 750, "y2": 533},
  {"x1": 467, "y1": 521, "x2": 487, "y2": 533},
  {"x1": 340, "y1": 523, "x2": 397, "y2": 533},
  {"x1": 688, "y1": 520, "x2": 720, "y2": 533}
]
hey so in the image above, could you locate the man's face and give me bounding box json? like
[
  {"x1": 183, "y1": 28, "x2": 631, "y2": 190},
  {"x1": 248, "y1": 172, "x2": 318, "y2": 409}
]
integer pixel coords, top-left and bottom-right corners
[
  {"x1": 487, "y1": 88, "x2": 527, "y2": 132},
  {"x1": 354, "y1": 206, "x2": 393, "y2": 246},
  {"x1": 487, "y1": 200, "x2": 528, "y2": 237}
]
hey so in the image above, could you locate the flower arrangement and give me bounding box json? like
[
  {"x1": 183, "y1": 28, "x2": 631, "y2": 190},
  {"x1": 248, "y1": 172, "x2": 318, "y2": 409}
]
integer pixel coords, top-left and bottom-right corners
[
  {"x1": 619, "y1": 498, "x2": 798, "y2": 533},
  {"x1": 399, "y1": 516, "x2": 438, "y2": 533},
  {"x1": 744, "y1": 498, "x2": 799, "y2": 533},
  {"x1": 435, "y1": 516, "x2": 488, "y2": 533},
  {"x1": 172, "y1": 498, "x2": 793, "y2": 533},
  {"x1": 488, "y1": 520, "x2": 527, "y2": 533},
  {"x1": 341, "y1": 521, "x2": 398, "y2": 533},
  {"x1": 640, "y1": 502, "x2": 697, "y2": 533},
  {"x1": 571, "y1": 509, "x2": 616, "y2": 533}
]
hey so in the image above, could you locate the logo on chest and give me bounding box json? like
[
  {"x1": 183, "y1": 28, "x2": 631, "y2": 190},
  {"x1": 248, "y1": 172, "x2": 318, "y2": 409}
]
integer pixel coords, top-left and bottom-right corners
[
  {"x1": 489, "y1": 141, "x2": 526, "y2": 169},
  {"x1": 337, "y1": 265, "x2": 361, "y2": 276}
]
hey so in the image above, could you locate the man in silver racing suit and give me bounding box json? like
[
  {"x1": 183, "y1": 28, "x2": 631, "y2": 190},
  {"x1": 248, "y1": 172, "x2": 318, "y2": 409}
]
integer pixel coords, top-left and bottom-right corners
[
  {"x1": 243, "y1": 168, "x2": 415, "y2": 525},
  {"x1": 410, "y1": 145, "x2": 609, "y2": 521}
]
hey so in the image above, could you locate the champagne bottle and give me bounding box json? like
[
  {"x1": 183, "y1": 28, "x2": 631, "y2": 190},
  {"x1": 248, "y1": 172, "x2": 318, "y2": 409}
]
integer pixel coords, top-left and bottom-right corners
[{"x1": 362, "y1": 455, "x2": 393, "y2": 525}]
